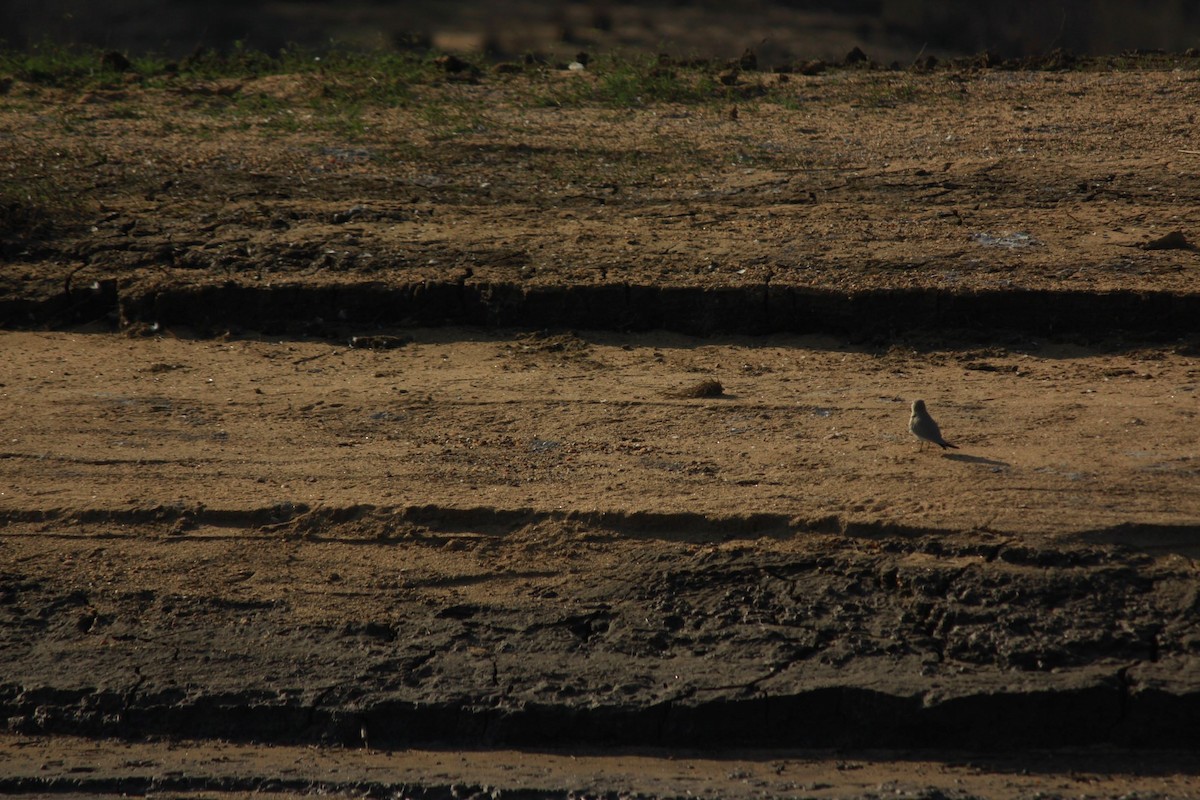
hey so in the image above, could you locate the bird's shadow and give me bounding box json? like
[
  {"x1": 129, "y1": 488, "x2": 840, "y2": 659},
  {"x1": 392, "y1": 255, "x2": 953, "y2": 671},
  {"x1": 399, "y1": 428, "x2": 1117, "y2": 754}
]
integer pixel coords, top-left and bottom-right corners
[{"x1": 944, "y1": 452, "x2": 1009, "y2": 467}]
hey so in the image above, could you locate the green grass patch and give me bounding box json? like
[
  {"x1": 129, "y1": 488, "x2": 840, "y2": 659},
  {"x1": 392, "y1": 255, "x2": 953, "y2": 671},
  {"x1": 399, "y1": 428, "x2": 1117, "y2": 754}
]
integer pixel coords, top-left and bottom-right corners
[
  {"x1": 855, "y1": 78, "x2": 922, "y2": 108},
  {"x1": 0, "y1": 42, "x2": 147, "y2": 86},
  {"x1": 0, "y1": 41, "x2": 450, "y2": 92},
  {"x1": 537, "y1": 54, "x2": 726, "y2": 108},
  {"x1": 592, "y1": 59, "x2": 720, "y2": 105},
  {"x1": 1, "y1": 43, "x2": 782, "y2": 113}
]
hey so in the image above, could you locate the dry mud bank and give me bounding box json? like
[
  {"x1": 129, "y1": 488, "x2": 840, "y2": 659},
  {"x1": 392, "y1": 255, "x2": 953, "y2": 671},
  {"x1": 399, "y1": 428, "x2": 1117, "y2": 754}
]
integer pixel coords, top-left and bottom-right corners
[
  {"x1": 1, "y1": 331, "x2": 1199, "y2": 758},
  {"x1": 4, "y1": 64, "x2": 1200, "y2": 338}
]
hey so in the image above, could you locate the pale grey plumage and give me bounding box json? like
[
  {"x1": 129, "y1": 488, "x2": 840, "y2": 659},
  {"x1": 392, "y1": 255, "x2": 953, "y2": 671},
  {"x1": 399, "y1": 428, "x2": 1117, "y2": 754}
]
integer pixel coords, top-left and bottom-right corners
[{"x1": 909, "y1": 399, "x2": 958, "y2": 450}]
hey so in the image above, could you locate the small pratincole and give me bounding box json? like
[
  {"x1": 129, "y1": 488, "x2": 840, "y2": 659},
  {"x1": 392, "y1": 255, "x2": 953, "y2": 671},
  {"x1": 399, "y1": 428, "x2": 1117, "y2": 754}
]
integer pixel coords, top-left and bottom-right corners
[{"x1": 909, "y1": 399, "x2": 958, "y2": 450}]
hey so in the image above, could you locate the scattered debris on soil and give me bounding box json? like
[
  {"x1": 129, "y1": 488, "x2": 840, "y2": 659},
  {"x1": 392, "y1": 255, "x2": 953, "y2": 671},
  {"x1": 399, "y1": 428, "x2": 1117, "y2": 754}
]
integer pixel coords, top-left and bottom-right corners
[{"x1": 349, "y1": 334, "x2": 413, "y2": 349}]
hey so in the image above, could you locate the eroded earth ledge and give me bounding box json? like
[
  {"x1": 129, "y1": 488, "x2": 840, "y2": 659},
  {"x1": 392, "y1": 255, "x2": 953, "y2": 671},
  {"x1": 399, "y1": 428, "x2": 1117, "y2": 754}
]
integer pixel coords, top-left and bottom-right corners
[
  {"x1": 3, "y1": 505, "x2": 1200, "y2": 751},
  {"x1": 10, "y1": 279, "x2": 1200, "y2": 339}
]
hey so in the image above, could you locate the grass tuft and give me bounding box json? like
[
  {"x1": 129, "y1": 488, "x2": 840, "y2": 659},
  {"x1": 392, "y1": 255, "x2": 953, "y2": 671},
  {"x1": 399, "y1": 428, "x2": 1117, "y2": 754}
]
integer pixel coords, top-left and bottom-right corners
[{"x1": 537, "y1": 53, "x2": 726, "y2": 108}]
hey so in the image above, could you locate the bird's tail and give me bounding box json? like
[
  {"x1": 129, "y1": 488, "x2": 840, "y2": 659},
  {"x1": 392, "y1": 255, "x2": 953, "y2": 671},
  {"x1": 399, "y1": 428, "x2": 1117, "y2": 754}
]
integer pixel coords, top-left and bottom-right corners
[{"x1": 940, "y1": 441, "x2": 959, "y2": 449}]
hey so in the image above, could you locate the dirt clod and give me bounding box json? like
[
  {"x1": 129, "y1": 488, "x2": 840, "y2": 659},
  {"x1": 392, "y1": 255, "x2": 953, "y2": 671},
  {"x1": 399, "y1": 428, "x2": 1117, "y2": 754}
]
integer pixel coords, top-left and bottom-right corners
[
  {"x1": 1142, "y1": 230, "x2": 1195, "y2": 251},
  {"x1": 667, "y1": 378, "x2": 725, "y2": 398}
]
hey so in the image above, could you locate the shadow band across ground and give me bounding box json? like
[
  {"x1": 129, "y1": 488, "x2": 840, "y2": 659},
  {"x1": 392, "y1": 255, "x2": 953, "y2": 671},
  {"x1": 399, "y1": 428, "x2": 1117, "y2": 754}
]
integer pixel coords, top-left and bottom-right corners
[
  {"x1": 8, "y1": 503, "x2": 1199, "y2": 544},
  {"x1": 3, "y1": 681, "x2": 1200, "y2": 749},
  {"x1": 4, "y1": 504, "x2": 1200, "y2": 750},
  {"x1": 5, "y1": 280, "x2": 1200, "y2": 338}
]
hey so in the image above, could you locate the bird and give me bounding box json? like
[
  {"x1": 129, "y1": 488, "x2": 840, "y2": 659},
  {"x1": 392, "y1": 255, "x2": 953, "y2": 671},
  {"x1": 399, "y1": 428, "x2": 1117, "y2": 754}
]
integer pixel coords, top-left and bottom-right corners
[{"x1": 909, "y1": 399, "x2": 958, "y2": 450}]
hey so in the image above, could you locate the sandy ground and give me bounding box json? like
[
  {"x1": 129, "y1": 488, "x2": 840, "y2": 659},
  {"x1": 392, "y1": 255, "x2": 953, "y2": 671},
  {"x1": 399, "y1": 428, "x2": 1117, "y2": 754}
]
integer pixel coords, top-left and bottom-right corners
[
  {"x1": 4, "y1": 50, "x2": 1200, "y2": 799},
  {"x1": 4, "y1": 734, "x2": 1200, "y2": 799},
  {"x1": 5, "y1": 62, "x2": 1200, "y2": 317},
  {"x1": 2, "y1": 329, "x2": 1199, "y2": 534},
  {"x1": 3, "y1": 329, "x2": 1200, "y2": 797}
]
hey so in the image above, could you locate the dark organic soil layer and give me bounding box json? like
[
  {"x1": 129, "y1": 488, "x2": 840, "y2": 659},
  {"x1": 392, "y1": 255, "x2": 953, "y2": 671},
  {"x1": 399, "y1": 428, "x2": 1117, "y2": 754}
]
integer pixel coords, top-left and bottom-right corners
[
  {"x1": 3, "y1": 507, "x2": 1199, "y2": 752},
  {"x1": 8, "y1": 279, "x2": 1200, "y2": 340}
]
